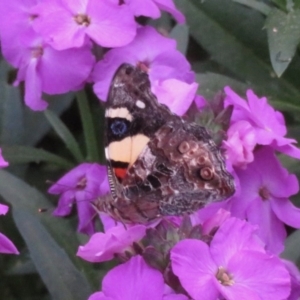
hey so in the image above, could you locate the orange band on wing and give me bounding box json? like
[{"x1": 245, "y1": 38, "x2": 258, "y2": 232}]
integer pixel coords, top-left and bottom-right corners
[{"x1": 113, "y1": 168, "x2": 127, "y2": 180}]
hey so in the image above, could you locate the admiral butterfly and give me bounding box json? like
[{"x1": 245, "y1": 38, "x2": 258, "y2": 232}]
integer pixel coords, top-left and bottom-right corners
[{"x1": 94, "y1": 64, "x2": 235, "y2": 223}]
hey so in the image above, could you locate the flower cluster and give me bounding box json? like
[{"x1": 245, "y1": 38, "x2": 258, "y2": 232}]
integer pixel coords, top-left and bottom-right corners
[
  {"x1": 2, "y1": 0, "x2": 300, "y2": 299},
  {"x1": 0, "y1": 0, "x2": 185, "y2": 111},
  {"x1": 68, "y1": 88, "x2": 300, "y2": 299},
  {"x1": 0, "y1": 150, "x2": 18, "y2": 255}
]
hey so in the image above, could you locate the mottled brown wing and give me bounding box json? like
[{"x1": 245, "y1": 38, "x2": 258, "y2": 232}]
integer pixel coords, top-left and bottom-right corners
[{"x1": 116, "y1": 118, "x2": 235, "y2": 222}]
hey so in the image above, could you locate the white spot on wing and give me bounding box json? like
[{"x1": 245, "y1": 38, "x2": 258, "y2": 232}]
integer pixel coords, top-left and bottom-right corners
[
  {"x1": 106, "y1": 107, "x2": 133, "y2": 121},
  {"x1": 136, "y1": 100, "x2": 146, "y2": 109},
  {"x1": 105, "y1": 147, "x2": 109, "y2": 159}
]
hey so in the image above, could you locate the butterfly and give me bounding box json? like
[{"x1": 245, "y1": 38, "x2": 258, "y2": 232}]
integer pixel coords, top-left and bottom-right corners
[{"x1": 94, "y1": 64, "x2": 235, "y2": 223}]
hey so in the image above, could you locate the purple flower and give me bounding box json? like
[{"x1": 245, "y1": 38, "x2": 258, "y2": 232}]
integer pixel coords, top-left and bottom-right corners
[
  {"x1": 223, "y1": 120, "x2": 256, "y2": 168},
  {"x1": 230, "y1": 146, "x2": 300, "y2": 254},
  {"x1": 15, "y1": 37, "x2": 95, "y2": 110},
  {"x1": 0, "y1": 0, "x2": 95, "y2": 111},
  {"x1": 0, "y1": 204, "x2": 19, "y2": 254},
  {"x1": 88, "y1": 255, "x2": 165, "y2": 300},
  {"x1": 48, "y1": 163, "x2": 109, "y2": 235},
  {"x1": 201, "y1": 208, "x2": 231, "y2": 235},
  {"x1": 92, "y1": 26, "x2": 197, "y2": 115},
  {"x1": 283, "y1": 260, "x2": 300, "y2": 300},
  {"x1": 224, "y1": 87, "x2": 300, "y2": 159},
  {"x1": 194, "y1": 95, "x2": 207, "y2": 111},
  {"x1": 0, "y1": 149, "x2": 8, "y2": 168},
  {"x1": 122, "y1": 0, "x2": 185, "y2": 23},
  {"x1": 0, "y1": 0, "x2": 39, "y2": 66},
  {"x1": 33, "y1": 0, "x2": 137, "y2": 50},
  {"x1": 171, "y1": 217, "x2": 291, "y2": 300},
  {"x1": 77, "y1": 224, "x2": 146, "y2": 263}
]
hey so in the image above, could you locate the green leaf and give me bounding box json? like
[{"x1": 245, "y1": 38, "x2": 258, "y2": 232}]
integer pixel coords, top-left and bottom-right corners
[
  {"x1": 271, "y1": 0, "x2": 287, "y2": 11},
  {"x1": 170, "y1": 24, "x2": 189, "y2": 55},
  {"x1": 1, "y1": 145, "x2": 73, "y2": 169},
  {"x1": 281, "y1": 229, "x2": 300, "y2": 262},
  {"x1": 0, "y1": 60, "x2": 24, "y2": 145},
  {"x1": 24, "y1": 93, "x2": 74, "y2": 147},
  {"x1": 232, "y1": 0, "x2": 271, "y2": 15},
  {"x1": 13, "y1": 209, "x2": 91, "y2": 300},
  {"x1": 76, "y1": 90, "x2": 100, "y2": 162},
  {"x1": 266, "y1": 8, "x2": 300, "y2": 77},
  {"x1": 196, "y1": 72, "x2": 248, "y2": 99},
  {"x1": 0, "y1": 169, "x2": 94, "y2": 297},
  {"x1": 44, "y1": 109, "x2": 84, "y2": 163},
  {"x1": 175, "y1": 0, "x2": 300, "y2": 105}
]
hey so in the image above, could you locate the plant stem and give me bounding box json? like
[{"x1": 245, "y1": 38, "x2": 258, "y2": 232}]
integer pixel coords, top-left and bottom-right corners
[{"x1": 76, "y1": 90, "x2": 100, "y2": 162}]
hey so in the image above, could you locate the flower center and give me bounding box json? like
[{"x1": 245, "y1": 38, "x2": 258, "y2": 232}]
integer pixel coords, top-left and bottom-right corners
[
  {"x1": 76, "y1": 177, "x2": 87, "y2": 190},
  {"x1": 31, "y1": 46, "x2": 43, "y2": 58},
  {"x1": 259, "y1": 186, "x2": 270, "y2": 200},
  {"x1": 74, "y1": 14, "x2": 91, "y2": 26},
  {"x1": 216, "y1": 266, "x2": 234, "y2": 286},
  {"x1": 29, "y1": 14, "x2": 38, "y2": 21}
]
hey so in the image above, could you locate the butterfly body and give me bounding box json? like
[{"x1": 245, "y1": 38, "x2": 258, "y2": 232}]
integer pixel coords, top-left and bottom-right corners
[{"x1": 96, "y1": 64, "x2": 235, "y2": 223}]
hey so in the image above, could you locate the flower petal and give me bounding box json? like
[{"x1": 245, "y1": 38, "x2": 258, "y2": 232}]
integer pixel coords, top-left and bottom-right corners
[
  {"x1": 171, "y1": 239, "x2": 219, "y2": 300},
  {"x1": 102, "y1": 256, "x2": 164, "y2": 300},
  {"x1": 246, "y1": 197, "x2": 286, "y2": 254},
  {"x1": 0, "y1": 233, "x2": 19, "y2": 254},
  {"x1": 271, "y1": 197, "x2": 300, "y2": 229},
  {"x1": 210, "y1": 218, "x2": 264, "y2": 267},
  {"x1": 219, "y1": 251, "x2": 290, "y2": 300}
]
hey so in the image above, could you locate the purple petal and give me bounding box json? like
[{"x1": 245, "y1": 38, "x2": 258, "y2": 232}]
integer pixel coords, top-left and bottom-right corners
[
  {"x1": 271, "y1": 197, "x2": 300, "y2": 229},
  {"x1": 35, "y1": 4, "x2": 86, "y2": 50},
  {"x1": 152, "y1": 79, "x2": 197, "y2": 115},
  {"x1": 86, "y1": 0, "x2": 136, "y2": 48},
  {"x1": 163, "y1": 294, "x2": 189, "y2": 300},
  {"x1": 48, "y1": 163, "x2": 93, "y2": 194},
  {"x1": 171, "y1": 239, "x2": 219, "y2": 300},
  {"x1": 0, "y1": 149, "x2": 9, "y2": 168},
  {"x1": 61, "y1": 0, "x2": 88, "y2": 12},
  {"x1": 224, "y1": 120, "x2": 256, "y2": 168},
  {"x1": 77, "y1": 225, "x2": 146, "y2": 263},
  {"x1": 154, "y1": 0, "x2": 185, "y2": 23},
  {"x1": 0, "y1": 204, "x2": 9, "y2": 215},
  {"x1": 246, "y1": 90, "x2": 287, "y2": 137},
  {"x1": 24, "y1": 58, "x2": 48, "y2": 111},
  {"x1": 201, "y1": 208, "x2": 231, "y2": 235},
  {"x1": 102, "y1": 256, "x2": 164, "y2": 300},
  {"x1": 196, "y1": 200, "x2": 230, "y2": 226},
  {"x1": 99, "y1": 213, "x2": 122, "y2": 232},
  {"x1": 88, "y1": 291, "x2": 113, "y2": 300},
  {"x1": 251, "y1": 147, "x2": 299, "y2": 198},
  {"x1": 246, "y1": 197, "x2": 286, "y2": 254},
  {"x1": 271, "y1": 141, "x2": 300, "y2": 160},
  {"x1": 210, "y1": 218, "x2": 265, "y2": 267},
  {"x1": 52, "y1": 190, "x2": 74, "y2": 216},
  {"x1": 0, "y1": 233, "x2": 19, "y2": 254},
  {"x1": 76, "y1": 198, "x2": 95, "y2": 235},
  {"x1": 218, "y1": 251, "x2": 291, "y2": 300},
  {"x1": 39, "y1": 44, "x2": 95, "y2": 94},
  {"x1": 126, "y1": 0, "x2": 160, "y2": 18},
  {"x1": 283, "y1": 260, "x2": 300, "y2": 300},
  {"x1": 224, "y1": 86, "x2": 250, "y2": 112},
  {"x1": 92, "y1": 26, "x2": 183, "y2": 101},
  {"x1": 151, "y1": 51, "x2": 194, "y2": 83}
]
